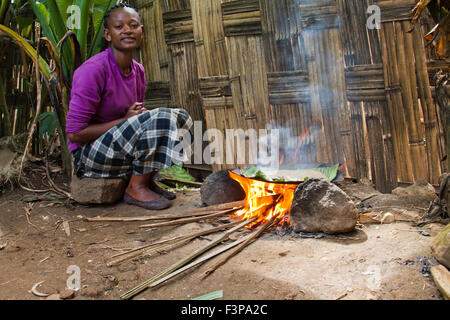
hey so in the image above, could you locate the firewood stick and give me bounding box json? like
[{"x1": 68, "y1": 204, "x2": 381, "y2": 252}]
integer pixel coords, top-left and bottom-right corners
[
  {"x1": 160, "y1": 178, "x2": 202, "y2": 187},
  {"x1": 107, "y1": 239, "x2": 192, "y2": 267},
  {"x1": 186, "y1": 200, "x2": 246, "y2": 213},
  {"x1": 200, "y1": 215, "x2": 280, "y2": 279},
  {"x1": 86, "y1": 200, "x2": 247, "y2": 223},
  {"x1": 147, "y1": 236, "x2": 250, "y2": 289},
  {"x1": 107, "y1": 220, "x2": 244, "y2": 265},
  {"x1": 138, "y1": 207, "x2": 241, "y2": 229},
  {"x1": 120, "y1": 218, "x2": 257, "y2": 300},
  {"x1": 86, "y1": 211, "x2": 222, "y2": 222}
]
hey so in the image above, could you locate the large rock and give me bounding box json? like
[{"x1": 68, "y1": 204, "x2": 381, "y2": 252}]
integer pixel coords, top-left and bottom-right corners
[
  {"x1": 432, "y1": 223, "x2": 450, "y2": 269},
  {"x1": 290, "y1": 178, "x2": 359, "y2": 234},
  {"x1": 430, "y1": 265, "x2": 450, "y2": 300},
  {"x1": 200, "y1": 170, "x2": 246, "y2": 206},
  {"x1": 70, "y1": 176, "x2": 128, "y2": 204},
  {"x1": 392, "y1": 179, "x2": 437, "y2": 200}
]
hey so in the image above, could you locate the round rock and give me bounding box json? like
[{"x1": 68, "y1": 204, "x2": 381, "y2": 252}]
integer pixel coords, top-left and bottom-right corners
[
  {"x1": 290, "y1": 178, "x2": 359, "y2": 234},
  {"x1": 200, "y1": 170, "x2": 246, "y2": 206}
]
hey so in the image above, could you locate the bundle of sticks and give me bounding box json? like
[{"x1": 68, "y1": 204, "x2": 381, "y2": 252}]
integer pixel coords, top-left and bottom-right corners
[{"x1": 85, "y1": 197, "x2": 283, "y2": 300}]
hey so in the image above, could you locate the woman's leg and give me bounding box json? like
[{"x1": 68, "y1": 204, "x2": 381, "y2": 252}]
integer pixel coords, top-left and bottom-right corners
[
  {"x1": 125, "y1": 171, "x2": 160, "y2": 201},
  {"x1": 76, "y1": 108, "x2": 192, "y2": 208},
  {"x1": 123, "y1": 171, "x2": 172, "y2": 209}
]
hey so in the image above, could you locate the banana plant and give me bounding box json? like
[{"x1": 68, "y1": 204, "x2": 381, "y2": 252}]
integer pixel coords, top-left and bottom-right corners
[
  {"x1": 28, "y1": 0, "x2": 118, "y2": 89},
  {"x1": 27, "y1": 0, "x2": 117, "y2": 175},
  {"x1": 0, "y1": 24, "x2": 51, "y2": 82},
  {"x1": 0, "y1": 0, "x2": 10, "y2": 24},
  {"x1": 1, "y1": 0, "x2": 118, "y2": 176}
]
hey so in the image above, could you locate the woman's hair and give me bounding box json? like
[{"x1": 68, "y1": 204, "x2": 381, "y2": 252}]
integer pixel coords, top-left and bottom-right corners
[{"x1": 100, "y1": 2, "x2": 141, "y2": 51}]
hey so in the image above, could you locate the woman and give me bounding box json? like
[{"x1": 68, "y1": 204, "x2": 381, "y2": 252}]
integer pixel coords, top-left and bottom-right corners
[{"x1": 66, "y1": 3, "x2": 192, "y2": 210}]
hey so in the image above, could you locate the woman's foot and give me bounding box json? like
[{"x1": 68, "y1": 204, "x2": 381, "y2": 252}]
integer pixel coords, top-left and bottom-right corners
[
  {"x1": 124, "y1": 174, "x2": 172, "y2": 210},
  {"x1": 149, "y1": 181, "x2": 176, "y2": 200},
  {"x1": 123, "y1": 192, "x2": 171, "y2": 210}
]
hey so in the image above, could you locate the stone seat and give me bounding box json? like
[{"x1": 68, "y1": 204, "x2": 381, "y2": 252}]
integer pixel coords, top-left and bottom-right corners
[{"x1": 70, "y1": 175, "x2": 128, "y2": 204}]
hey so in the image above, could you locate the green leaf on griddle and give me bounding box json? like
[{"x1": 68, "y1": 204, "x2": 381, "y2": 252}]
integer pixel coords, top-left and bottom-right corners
[
  {"x1": 311, "y1": 164, "x2": 339, "y2": 182},
  {"x1": 243, "y1": 167, "x2": 268, "y2": 181},
  {"x1": 159, "y1": 164, "x2": 195, "y2": 182}
]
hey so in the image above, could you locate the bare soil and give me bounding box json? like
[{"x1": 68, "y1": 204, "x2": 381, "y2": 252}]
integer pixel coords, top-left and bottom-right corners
[{"x1": 0, "y1": 180, "x2": 446, "y2": 300}]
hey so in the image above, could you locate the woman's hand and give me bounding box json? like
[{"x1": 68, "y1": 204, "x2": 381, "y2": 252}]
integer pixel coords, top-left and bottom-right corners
[
  {"x1": 68, "y1": 102, "x2": 145, "y2": 144},
  {"x1": 124, "y1": 102, "x2": 146, "y2": 119}
]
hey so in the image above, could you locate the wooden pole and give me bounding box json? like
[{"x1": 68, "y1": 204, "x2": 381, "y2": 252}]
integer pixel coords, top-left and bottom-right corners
[
  {"x1": 120, "y1": 218, "x2": 257, "y2": 299},
  {"x1": 138, "y1": 207, "x2": 241, "y2": 228}
]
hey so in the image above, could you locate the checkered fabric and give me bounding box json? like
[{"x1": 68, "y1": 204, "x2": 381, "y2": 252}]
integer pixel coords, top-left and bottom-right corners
[{"x1": 72, "y1": 108, "x2": 193, "y2": 179}]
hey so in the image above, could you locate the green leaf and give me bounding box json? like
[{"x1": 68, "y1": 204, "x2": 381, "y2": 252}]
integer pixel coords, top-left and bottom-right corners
[
  {"x1": 28, "y1": 1, "x2": 57, "y2": 46},
  {"x1": 312, "y1": 164, "x2": 339, "y2": 181},
  {"x1": 73, "y1": 0, "x2": 93, "y2": 60},
  {"x1": 55, "y1": 0, "x2": 73, "y2": 25},
  {"x1": 155, "y1": 181, "x2": 171, "y2": 190},
  {"x1": 89, "y1": 0, "x2": 118, "y2": 57},
  {"x1": 16, "y1": 17, "x2": 33, "y2": 37},
  {"x1": 192, "y1": 290, "x2": 223, "y2": 301},
  {"x1": 243, "y1": 167, "x2": 258, "y2": 178},
  {"x1": 38, "y1": 111, "x2": 56, "y2": 138},
  {"x1": 0, "y1": 24, "x2": 52, "y2": 80},
  {"x1": 38, "y1": 111, "x2": 57, "y2": 138},
  {"x1": 159, "y1": 164, "x2": 195, "y2": 182},
  {"x1": 243, "y1": 167, "x2": 268, "y2": 181}
]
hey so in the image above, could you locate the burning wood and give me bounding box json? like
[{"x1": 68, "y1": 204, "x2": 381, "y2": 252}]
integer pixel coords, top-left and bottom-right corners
[{"x1": 228, "y1": 171, "x2": 298, "y2": 228}]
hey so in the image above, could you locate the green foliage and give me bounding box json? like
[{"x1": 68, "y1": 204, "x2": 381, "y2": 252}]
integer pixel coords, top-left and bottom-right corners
[
  {"x1": 243, "y1": 164, "x2": 340, "y2": 182},
  {"x1": 0, "y1": 24, "x2": 52, "y2": 80},
  {"x1": 15, "y1": 16, "x2": 33, "y2": 37},
  {"x1": 192, "y1": 290, "x2": 223, "y2": 301},
  {"x1": 311, "y1": 164, "x2": 339, "y2": 182},
  {"x1": 243, "y1": 167, "x2": 268, "y2": 181},
  {"x1": 159, "y1": 164, "x2": 196, "y2": 182},
  {"x1": 38, "y1": 111, "x2": 57, "y2": 138},
  {"x1": 28, "y1": 0, "x2": 119, "y2": 88}
]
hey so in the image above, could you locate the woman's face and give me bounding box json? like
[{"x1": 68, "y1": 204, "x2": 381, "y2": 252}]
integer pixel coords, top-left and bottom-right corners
[{"x1": 104, "y1": 7, "x2": 143, "y2": 51}]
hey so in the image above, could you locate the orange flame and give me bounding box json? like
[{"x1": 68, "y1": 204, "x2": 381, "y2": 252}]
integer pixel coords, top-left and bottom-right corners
[{"x1": 229, "y1": 171, "x2": 298, "y2": 228}]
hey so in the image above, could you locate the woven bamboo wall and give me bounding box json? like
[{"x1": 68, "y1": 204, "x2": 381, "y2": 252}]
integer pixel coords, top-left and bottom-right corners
[{"x1": 135, "y1": 0, "x2": 448, "y2": 191}]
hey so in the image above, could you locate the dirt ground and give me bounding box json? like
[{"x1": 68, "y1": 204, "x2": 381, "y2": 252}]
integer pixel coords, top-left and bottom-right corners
[{"x1": 0, "y1": 179, "x2": 446, "y2": 300}]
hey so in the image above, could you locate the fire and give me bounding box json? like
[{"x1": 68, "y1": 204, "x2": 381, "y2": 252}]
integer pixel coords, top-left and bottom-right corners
[{"x1": 229, "y1": 171, "x2": 298, "y2": 228}]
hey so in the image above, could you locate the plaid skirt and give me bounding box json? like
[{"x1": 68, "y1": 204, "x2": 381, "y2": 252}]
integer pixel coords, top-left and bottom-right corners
[{"x1": 72, "y1": 108, "x2": 193, "y2": 179}]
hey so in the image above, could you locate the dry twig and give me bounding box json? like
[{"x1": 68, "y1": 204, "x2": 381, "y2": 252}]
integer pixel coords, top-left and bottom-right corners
[
  {"x1": 120, "y1": 218, "x2": 256, "y2": 299},
  {"x1": 138, "y1": 207, "x2": 241, "y2": 229},
  {"x1": 107, "y1": 221, "x2": 244, "y2": 266},
  {"x1": 200, "y1": 215, "x2": 280, "y2": 279}
]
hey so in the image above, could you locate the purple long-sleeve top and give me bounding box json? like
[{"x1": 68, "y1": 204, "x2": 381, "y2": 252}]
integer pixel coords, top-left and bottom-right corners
[{"x1": 66, "y1": 48, "x2": 146, "y2": 153}]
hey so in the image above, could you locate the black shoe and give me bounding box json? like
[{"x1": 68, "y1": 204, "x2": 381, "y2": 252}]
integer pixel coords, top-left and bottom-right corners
[{"x1": 123, "y1": 193, "x2": 172, "y2": 210}]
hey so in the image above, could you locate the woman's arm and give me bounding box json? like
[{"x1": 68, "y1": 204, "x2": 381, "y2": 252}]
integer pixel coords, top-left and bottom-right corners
[
  {"x1": 68, "y1": 102, "x2": 145, "y2": 144},
  {"x1": 67, "y1": 118, "x2": 125, "y2": 144}
]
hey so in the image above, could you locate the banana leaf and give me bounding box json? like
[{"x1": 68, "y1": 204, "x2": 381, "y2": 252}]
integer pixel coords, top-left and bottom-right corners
[
  {"x1": 311, "y1": 164, "x2": 339, "y2": 182},
  {"x1": 0, "y1": 0, "x2": 10, "y2": 24},
  {"x1": 159, "y1": 164, "x2": 196, "y2": 182},
  {"x1": 72, "y1": 0, "x2": 92, "y2": 60},
  {"x1": 38, "y1": 111, "x2": 57, "y2": 138},
  {"x1": 192, "y1": 290, "x2": 223, "y2": 301},
  {"x1": 0, "y1": 24, "x2": 51, "y2": 80},
  {"x1": 16, "y1": 16, "x2": 33, "y2": 37},
  {"x1": 89, "y1": 0, "x2": 118, "y2": 57},
  {"x1": 243, "y1": 164, "x2": 340, "y2": 183}
]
